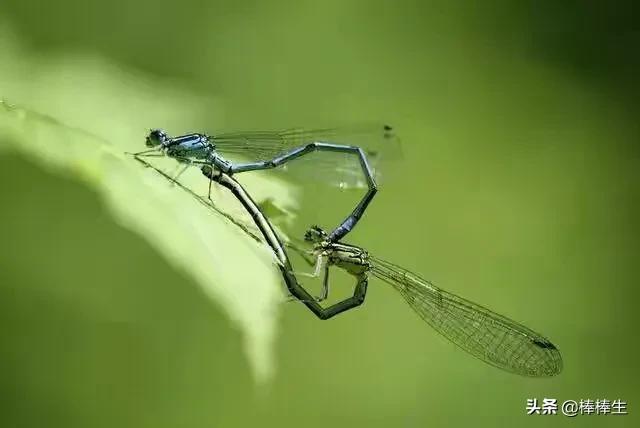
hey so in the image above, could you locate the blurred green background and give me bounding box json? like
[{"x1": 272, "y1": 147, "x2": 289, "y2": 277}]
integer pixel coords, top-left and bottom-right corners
[{"x1": 1, "y1": 0, "x2": 638, "y2": 427}]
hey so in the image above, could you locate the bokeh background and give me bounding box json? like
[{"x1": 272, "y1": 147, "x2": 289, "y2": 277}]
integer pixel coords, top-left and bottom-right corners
[{"x1": 1, "y1": 1, "x2": 638, "y2": 427}]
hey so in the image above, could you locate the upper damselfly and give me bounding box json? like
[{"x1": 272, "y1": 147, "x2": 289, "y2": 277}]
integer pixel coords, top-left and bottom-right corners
[{"x1": 133, "y1": 124, "x2": 400, "y2": 242}]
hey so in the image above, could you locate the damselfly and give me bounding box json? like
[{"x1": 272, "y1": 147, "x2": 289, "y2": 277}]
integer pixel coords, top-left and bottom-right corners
[
  {"x1": 133, "y1": 124, "x2": 399, "y2": 242},
  {"x1": 288, "y1": 226, "x2": 563, "y2": 377}
]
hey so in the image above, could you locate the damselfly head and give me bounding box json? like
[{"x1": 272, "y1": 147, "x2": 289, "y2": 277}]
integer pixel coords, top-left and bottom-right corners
[
  {"x1": 146, "y1": 129, "x2": 169, "y2": 148},
  {"x1": 304, "y1": 226, "x2": 327, "y2": 243}
]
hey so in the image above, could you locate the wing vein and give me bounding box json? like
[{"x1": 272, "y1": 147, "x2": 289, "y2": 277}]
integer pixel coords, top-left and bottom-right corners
[{"x1": 369, "y1": 255, "x2": 562, "y2": 376}]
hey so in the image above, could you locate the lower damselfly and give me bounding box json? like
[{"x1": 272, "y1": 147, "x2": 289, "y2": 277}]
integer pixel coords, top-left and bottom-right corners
[{"x1": 288, "y1": 226, "x2": 563, "y2": 377}]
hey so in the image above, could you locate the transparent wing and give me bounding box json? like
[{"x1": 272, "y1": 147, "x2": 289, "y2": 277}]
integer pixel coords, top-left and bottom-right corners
[
  {"x1": 370, "y1": 255, "x2": 563, "y2": 377},
  {"x1": 214, "y1": 124, "x2": 398, "y2": 160},
  {"x1": 214, "y1": 124, "x2": 401, "y2": 189}
]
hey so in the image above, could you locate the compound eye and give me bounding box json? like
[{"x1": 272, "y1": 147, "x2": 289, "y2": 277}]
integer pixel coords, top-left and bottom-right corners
[{"x1": 146, "y1": 129, "x2": 168, "y2": 147}]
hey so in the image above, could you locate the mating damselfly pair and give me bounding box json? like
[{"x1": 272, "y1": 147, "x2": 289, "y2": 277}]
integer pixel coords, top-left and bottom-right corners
[
  {"x1": 1, "y1": 99, "x2": 562, "y2": 377},
  {"x1": 132, "y1": 123, "x2": 562, "y2": 378}
]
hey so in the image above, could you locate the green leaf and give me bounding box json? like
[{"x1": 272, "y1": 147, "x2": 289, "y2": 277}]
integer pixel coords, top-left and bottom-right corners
[{"x1": 0, "y1": 99, "x2": 299, "y2": 383}]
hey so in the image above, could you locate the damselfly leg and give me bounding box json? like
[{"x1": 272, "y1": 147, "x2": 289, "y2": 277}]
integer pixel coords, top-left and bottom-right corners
[
  {"x1": 131, "y1": 155, "x2": 263, "y2": 243},
  {"x1": 283, "y1": 246, "x2": 330, "y2": 302}
]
